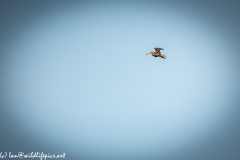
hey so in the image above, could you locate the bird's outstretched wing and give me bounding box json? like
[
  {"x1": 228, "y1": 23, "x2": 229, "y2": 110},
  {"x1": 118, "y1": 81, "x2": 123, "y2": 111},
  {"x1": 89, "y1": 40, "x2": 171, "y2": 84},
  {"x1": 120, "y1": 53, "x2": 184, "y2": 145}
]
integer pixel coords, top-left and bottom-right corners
[{"x1": 154, "y1": 48, "x2": 161, "y2": 52}]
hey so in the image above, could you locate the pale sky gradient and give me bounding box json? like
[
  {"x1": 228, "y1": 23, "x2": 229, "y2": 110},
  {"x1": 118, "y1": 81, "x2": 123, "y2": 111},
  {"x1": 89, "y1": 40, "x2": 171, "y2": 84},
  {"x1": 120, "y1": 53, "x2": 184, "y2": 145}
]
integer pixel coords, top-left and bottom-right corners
[{"x1": 1, "y1": 1, "x2": 240, "y2": 160}]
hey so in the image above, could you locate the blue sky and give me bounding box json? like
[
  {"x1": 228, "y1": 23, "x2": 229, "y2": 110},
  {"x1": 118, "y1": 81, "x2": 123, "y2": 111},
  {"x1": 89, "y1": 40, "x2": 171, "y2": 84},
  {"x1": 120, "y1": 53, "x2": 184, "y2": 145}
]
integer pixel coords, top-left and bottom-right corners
[{"x1": 1, "y1": 1, "x2": 240, "y2": 160}]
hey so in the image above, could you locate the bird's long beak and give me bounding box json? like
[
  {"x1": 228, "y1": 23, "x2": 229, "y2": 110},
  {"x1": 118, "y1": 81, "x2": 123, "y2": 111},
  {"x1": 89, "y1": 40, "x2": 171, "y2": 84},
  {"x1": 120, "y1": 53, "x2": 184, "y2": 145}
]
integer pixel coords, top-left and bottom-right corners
[{"x1": 146, "y1": 53, "x2": 150, "y2": 55}]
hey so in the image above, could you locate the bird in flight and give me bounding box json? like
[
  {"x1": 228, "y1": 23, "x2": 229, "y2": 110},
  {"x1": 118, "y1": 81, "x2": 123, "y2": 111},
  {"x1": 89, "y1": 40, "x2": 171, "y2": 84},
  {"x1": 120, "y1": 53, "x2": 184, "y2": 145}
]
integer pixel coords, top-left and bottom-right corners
[{"x1": 146, "y1": 48, "x2": 166, "y2": 59}]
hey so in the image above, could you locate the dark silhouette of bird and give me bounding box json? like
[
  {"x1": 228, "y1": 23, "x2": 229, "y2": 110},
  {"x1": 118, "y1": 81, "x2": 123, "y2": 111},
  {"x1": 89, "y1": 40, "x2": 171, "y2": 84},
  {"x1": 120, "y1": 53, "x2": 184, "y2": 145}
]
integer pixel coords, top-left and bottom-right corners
[{"x1": 146, "y1": 48, "x2": 166, "y2": 59}]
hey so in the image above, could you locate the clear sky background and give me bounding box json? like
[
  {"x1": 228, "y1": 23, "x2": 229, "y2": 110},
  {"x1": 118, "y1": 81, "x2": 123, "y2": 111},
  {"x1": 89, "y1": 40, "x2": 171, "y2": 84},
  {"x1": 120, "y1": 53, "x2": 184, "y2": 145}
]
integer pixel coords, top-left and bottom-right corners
[{"x1": 1, "y1": 1, "x2": 240, "y2": 160}]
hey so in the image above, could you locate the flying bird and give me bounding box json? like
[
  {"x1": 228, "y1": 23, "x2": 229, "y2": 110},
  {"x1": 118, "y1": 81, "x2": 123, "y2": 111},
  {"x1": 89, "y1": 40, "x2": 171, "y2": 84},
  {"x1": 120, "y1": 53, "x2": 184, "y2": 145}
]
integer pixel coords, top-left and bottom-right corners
[{"x1": 146, "y1": 48, "x2": 166, "y2": 59}]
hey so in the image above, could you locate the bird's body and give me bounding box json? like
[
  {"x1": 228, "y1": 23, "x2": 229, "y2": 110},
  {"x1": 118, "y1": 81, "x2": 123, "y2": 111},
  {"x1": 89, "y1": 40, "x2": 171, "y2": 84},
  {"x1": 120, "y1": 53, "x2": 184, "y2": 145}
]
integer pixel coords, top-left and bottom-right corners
[{"x1": 147, "y1": 48, "x2": 166, "y2": 59}]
